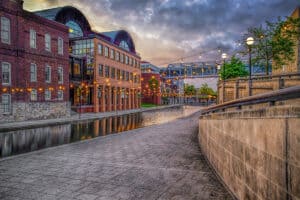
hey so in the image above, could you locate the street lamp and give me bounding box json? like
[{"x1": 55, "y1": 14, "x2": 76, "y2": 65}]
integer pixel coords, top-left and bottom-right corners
[
  {"x1": 246, "y1": 36, "x2": 254, "y2": 96},
  {"x1": 221, "y1": 53, "x2": 227, "y2": 103},
  {"x1": 221, "y1": 53, "x2": 227, "y2": 79}
]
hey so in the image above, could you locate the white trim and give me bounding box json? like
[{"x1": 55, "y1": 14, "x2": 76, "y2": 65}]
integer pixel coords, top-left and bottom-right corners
[
  {"x1": 45, "y1": 65, "x2": 51, "y2": 83},
  {"x1": 1, "y1": 93, "x2": 11, "y2": 114},
  {"x1": 30, "y1": 29, "x2": 36, "y2": 48},
  {"x1": 2, "y1": 62, "x2": 11, "y2": 86},
  {"x1": 58, "y1": 37, "x2": 63, "y2": 55},
  {"x1": 58, "y1": 66, "x2": 63, "y2": 84},
  {"x1": 45, "y1": 33, "x2": 51, "y2": 52},
  {"x1": 1, "y1": 17, "x2": 11, "y2": 44},
  {"x1": 30, "y1": 63, "x2": 37, "y2": 82}
]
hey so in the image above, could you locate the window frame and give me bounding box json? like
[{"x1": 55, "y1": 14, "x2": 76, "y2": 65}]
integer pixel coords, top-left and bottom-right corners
[
  {"x1": 105, "y1": 65, "x2": 110, "y2": 78},
  {"x1": 30, "y1": 89, "x2": 37, "y2": 101},
  {"x1": 58, "y1": 37, "x2": 63, "y2": 55},
  {"x1": 104, "y1": 46, "x2": 109, "y2": 57},
  {"x1": 110, "y1": 49, "x2": 114, "y2": 59},
  {"x1": 98, "y1": 64, "x2": 103, "y2": 77},
  {"x1": 1, "y1": 17, "x2": 10, "y2": 44},
  {"x1": 45, "y1": 89, "x2": 51, "y2": 101},
  {"x1": 98, "y1": 43, "x2": 103, "y2": 55},
  {"x1": 2, "y1": 62, "x2": 11, "y2": 86},
  {"x1": 57, "y1": 90, "x2": 64, "y2": 100},
  {"x1": 1, "y1": 93, "x2": 11, "y2": 114},
  {"x1": 45, "y1": 65, "x2": 51, "y2": 83},
  {"x1": 30, "y1": 29, "x2": 36, "y2": 48},
  {"x1": 45, "y1": 33, "x2": 51, "y2": 52},
  {"x1": 30, "y1": 63, "x2": 37, "y2": 82},
  {"x1": 58, "y1": 66, "x2": 63, "y2": 84}
]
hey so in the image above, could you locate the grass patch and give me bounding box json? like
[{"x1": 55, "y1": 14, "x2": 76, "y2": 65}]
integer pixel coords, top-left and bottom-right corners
[{"x1": 141, "y1": 103, "x2": 158, "y2": 108}]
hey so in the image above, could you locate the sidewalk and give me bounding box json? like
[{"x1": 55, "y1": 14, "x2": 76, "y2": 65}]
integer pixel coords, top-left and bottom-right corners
[
  {"x1": 0, "y1": 105, "x2": 182, "y2": 132},
  {"x1": 0, "y1": 111, "x2": 233, "y2": 200}
]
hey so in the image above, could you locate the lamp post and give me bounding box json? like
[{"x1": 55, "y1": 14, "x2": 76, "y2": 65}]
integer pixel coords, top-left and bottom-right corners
[
  {"x1": 221, "y1": 53, "x2": 227, "y2": 103},
  {"x1": 246, "y1": 37, "x2": 254, "y2": 96},
  {"x1": 221, "y1": 53, "x2": 227, "y2": 79}
]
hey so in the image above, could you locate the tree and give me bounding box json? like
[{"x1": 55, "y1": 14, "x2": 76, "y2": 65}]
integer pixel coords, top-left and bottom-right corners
[
  {"x1": 184, "y1": 84, "x2": 196, "y2": 96},
  {"x1": 219, "y1": 56, "x2": 248, "y2": 80},
  {"x1": 148, "y1": 77, "x2": 159, "y2": 101},
  {"x1": 243, "y1": 16, "x2": 300, "y2": 74},
  {"x1": 198, "y1": 83, "x2": 217, "y2": 98}
]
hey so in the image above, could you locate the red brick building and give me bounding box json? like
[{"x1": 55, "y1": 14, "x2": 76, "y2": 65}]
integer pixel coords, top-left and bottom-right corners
[
  {"x1": 35, "y1": 6, "x2": 142, "y2": 113},
  {"x1": 0, "y1": 0, "x2": 69, "y2": 122},
  {"x1": 141, "y1": 61, "x2": 161, "y2": 105}
]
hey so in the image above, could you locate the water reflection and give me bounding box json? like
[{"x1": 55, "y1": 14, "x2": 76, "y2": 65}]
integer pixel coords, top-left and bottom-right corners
[{"x1": 0, "y1": 113, "x2": 142, "y2": 158}]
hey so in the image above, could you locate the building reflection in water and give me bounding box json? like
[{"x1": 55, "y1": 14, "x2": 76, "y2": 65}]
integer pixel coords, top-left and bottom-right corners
[{"x1": 0, "y1": 113, "x2": 142, "y2": 158}]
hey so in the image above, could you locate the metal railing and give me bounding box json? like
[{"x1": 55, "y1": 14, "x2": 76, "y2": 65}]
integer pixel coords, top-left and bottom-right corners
[{"x1": 202, "y1": 85, "x2": 300, "y2": 115}]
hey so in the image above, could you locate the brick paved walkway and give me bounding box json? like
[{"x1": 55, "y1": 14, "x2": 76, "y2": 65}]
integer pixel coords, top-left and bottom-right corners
[{"x1": 0, "y1": 113, "x2": 233, "y2": 200}]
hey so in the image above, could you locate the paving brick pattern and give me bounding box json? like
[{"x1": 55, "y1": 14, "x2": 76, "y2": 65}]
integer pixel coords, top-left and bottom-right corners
[{"x1": 0, "y1": 113, "x2": 233, "y2": 200}]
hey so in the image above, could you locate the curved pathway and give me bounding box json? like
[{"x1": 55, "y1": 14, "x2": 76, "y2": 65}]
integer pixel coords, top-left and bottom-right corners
[{"x1": 0, "y1": 113, "x2": 233, "y2": 200}]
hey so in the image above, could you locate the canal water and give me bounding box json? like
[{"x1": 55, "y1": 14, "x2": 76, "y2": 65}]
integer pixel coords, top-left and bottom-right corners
[{"x1": 0, "y1": 113, "x2": 143, "y2": 158}]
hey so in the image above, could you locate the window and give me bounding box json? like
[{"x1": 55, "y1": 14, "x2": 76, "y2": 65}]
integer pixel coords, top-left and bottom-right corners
[
  {"x1": 45, "y1": 65, "x2": 51, "y2": 83},
  {"x1": 111, "y1": 67, "x2": 115, "y2": 79},
  {"x1": 58, "y1": 67, "x2": 63, "y2": 84},
  {"x1": 45, "y1": 34, "x2": 51, "y2": 51},
  {"x1": 133, "y1": 59, "x2": 136, "y2": 67},
  {"x1": 115, "y1": 51, "x2": 120, "y2": 61},
  {"x1": 126, "y1": 72, "x2": 129, "y2": 81},
  {"x1": 110, "y1": 49, "x2": 114, "y2": 59},
  {"x1": 105, "y1": 66, "x2": 110, "y2": 78},
  {"x1": 129, "y1": 57, "x2": 132, "y2": 66},
  {"x1": 2, "y1": 94, "x2": 11, "y2": 114},
  {"x1": 45, "y1": 89, "x2": 51, "y2": 100},
  {"x1": 31, "y1": 89, "x2": 37, "y2": 101},
  {"x1": 30, "y1": 29, "x2": 36, "y2": 48},
  {"x1": 66, "y1": 20, "x2": 83, "y2": 38},
  {"x1": 125, "y1": 56, "x2": 129, "y2": 65},
  {"x1": 2, "y1": 62, "x2": 11, "y2": 85},
  {"x1": 121, "y1": 70, "x2": 125, "y2": 80},
  {"x1": 30, "y1": 63, "x2": 37, "y2": 82},
  {"x1": 130, "y1": 73, "x2": 133, "y2": 81},
  {"x1": 98, "y1": 43, "x2": 102, "y2": 55},
  {"x1": 119, "y1": 40, "x2": 130, "y2": 51},
  {"x1": 98, "y1": 64, "x2": 103, "y2": 76},
  {"x1": 73, "y1": 63, "x2": 81, "y2": 75},
  {"x1": 57, "y1": 90, "x2": 63, "y2": 100},
  {"x1": 58, "y1": 37, "x2": 63, "y2": 55},
  {"x1": 1, "y1": 17, "x2": 10, "y2": 44},
  {"x1": 120, "y1": 53, "x2": 124, "y2": 63},
  {"x1": 104, "y1": 46, "x2": 109, "y2": 57},
  {"x1": 117, "y1": 69, "x2": 120, "y2": 80}
]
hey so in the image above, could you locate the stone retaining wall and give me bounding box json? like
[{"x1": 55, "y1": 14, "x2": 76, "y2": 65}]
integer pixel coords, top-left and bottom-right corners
[
  {"x1": 0, "y1": 102, "x2": 71, "y2": 123},
  {"x1": 198, "y1": 106, "x2": 300, "y2": 200},
  {"x1": 142, "y1": 105, "x2": 201, "y2": 126}
]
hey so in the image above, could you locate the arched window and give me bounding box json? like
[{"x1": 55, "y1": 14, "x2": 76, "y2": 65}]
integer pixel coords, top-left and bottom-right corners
[
  {"x1": 66, "y1": 20, "x2": 83, "y2": 38},
  {"x1": 1, "y1": 17, "x2": 10, "y2": 44},
  {"x1": 119, "y1": 40, "x2": 130, "y2": 51}
]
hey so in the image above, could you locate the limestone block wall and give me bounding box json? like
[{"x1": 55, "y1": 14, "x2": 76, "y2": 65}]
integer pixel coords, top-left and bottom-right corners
[
  {"x1": 0, "y1": 102, "x2": 71, "y2": 123},
  {"x1": 142, "y1": 105, "x2": 201, "y2": 126},
  {"x1": 198, "y1": 106, "x2": 300, "y2": 200}
]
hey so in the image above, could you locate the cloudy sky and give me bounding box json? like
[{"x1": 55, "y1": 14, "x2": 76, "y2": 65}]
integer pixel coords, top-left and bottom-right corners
[{"x1": 24, "y1": 0, "x2": 299, "y2": 66}]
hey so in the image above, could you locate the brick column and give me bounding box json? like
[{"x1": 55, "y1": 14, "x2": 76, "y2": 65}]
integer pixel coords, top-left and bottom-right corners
[
  {"x1": 113, "y1": 87, "x2": 117, "y2": 111},
  {"x1": 108, "y1": 86, "x2": 112, "y2": 112},
  {"x1": 100, "y1": 86, "x2": 105, "y2": 112}
]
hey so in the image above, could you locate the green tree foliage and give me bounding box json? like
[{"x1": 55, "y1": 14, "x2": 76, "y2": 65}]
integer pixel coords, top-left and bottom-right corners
[
  {"x1": 184, "y1": 84, "x2": 196, "y2": 96},
  {"x1": 198, "y1": 83, "x2": 217, "y2": 99},
  {"x1": 243, "y1": 16, "x2": 300, "y2": 74},
  {"x1": 148, "y1": 77, "x2": 159, "y2": 100},
  {"x1": 219, "y1": 56, "x2": 248, "y2": 80}
]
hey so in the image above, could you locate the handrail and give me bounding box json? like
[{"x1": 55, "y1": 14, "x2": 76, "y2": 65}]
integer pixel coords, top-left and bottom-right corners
[
  {"x1": 222, "y1": 72, "x2": 300, "y2": 83},
  {"x1": 201, "y1": 85, "x2": 300, "y2": 115}
]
